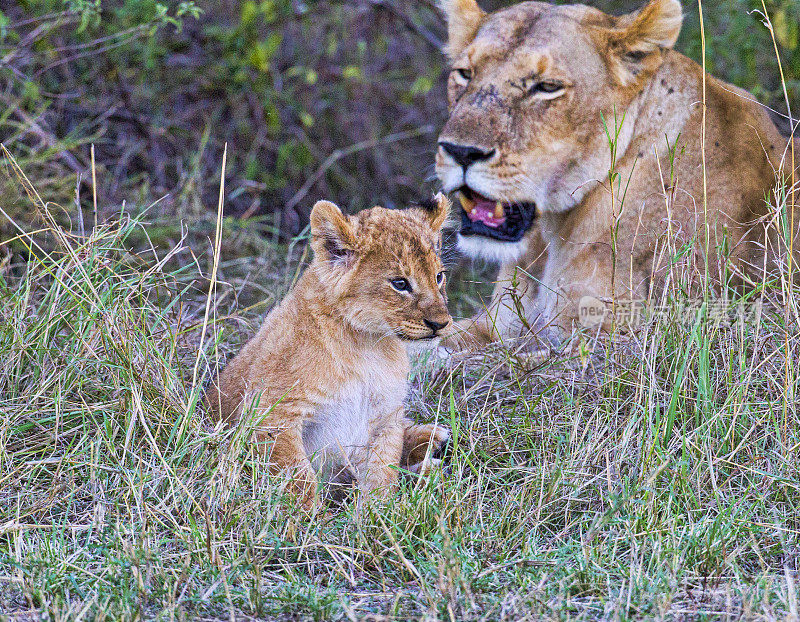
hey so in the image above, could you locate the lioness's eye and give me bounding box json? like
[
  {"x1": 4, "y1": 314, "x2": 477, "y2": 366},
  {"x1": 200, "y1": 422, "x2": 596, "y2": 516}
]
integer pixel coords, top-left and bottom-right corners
[
  {"x1": 530, "y1": 80, "x2": 564, "y2": 95},
  {"x1": 624, "y1": 50, "x2": 649, "y2": 62},
  {"x1": 436, "y1": 271, "x2": 446, "y2": 286},
  {"x1": 389, "y1": 277, "x2": 412, "y2": 293},
  {"x1": 455, "y1": 68, "x2": 472, "y2": 82}
]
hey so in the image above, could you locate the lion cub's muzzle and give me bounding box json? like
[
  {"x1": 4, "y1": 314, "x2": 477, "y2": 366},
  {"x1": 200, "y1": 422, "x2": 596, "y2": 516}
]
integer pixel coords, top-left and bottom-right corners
[
  {"x1": 423, "y1": 317, "x2": 450, "y2": 336},
  {"x1": 398, "y1": 314, "x2": 452, "y2": 341}
]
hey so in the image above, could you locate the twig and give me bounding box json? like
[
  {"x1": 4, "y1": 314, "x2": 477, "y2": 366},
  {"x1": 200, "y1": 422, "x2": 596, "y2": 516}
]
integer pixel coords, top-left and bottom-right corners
[
  {"x1": 285, "y1": 125, "x2": 436, "y2": 212},
  {"x1": 367, "y1": 0, "x2": 444, "y2": 51},
  {"x1": 1, "y1": 22, "x2": 61, "y2": 65},
  {"x1": 1, "y1": 99, "x2": 86, "y2": 174},
  {"x1": 33, "y1": 27, "x2": 149, "y2": 78},
  {"x1": 6, "y1": 10, "x2": 73, "y2": 30}
]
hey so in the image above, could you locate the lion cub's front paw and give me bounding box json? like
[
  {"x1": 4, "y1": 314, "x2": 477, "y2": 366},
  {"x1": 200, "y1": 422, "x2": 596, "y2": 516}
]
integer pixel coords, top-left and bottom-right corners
[
  {"x1": 407, "y1": 456, "x2": 445, "y2": 476},
  {"x1": 439, "y1": 318, "x2": 489, "y2": 352},
  {"x1": 402, "y1": 423, "x2": 451, "y2": 475},
  {"x1": 428, "y1": 427, "x2": 451, "y2": 460}
]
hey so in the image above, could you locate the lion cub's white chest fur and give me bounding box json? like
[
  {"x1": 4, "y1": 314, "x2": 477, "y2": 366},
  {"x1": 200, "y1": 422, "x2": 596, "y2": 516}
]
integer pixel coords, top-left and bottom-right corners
[{"x1": 302, "y1": 351, "x2": 407, "y2": 477}]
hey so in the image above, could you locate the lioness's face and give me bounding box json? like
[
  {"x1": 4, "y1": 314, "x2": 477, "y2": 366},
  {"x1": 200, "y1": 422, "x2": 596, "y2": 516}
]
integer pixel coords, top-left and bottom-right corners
[{"x1": 436, "y1": 0, "x2": 681, "y2": 260}]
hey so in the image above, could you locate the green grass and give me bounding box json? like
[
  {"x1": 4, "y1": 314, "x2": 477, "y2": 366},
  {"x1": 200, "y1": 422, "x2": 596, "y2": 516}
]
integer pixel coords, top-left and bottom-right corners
[
  {"x1": 2, "y1": 1, "x2": 799, "y2": 618},
  {"x1": 1, "y1": 151, "x2": 799, "y2": 621}
]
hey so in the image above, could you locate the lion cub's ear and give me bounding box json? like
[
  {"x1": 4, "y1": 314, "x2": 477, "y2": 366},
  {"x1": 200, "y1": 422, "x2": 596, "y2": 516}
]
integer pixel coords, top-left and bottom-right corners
[
  {"x1": 439, "y1": 0, "x2": 485, "y2": 60},
  {"x1": 608, "y1": 0, "x2": 682, "y2": 84},
  {"x1": 418, "y1": 193, "x2": 451, "y2": 231},
  {"x1": 310, "y1": 200, "x2": 357, "y2": 263}
]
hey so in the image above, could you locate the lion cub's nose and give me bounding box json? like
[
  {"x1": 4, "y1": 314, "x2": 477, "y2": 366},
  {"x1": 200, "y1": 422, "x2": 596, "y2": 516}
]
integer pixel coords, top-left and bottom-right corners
[{"x1": 424, "y1": 318, "x2": 450, "y2": 333}]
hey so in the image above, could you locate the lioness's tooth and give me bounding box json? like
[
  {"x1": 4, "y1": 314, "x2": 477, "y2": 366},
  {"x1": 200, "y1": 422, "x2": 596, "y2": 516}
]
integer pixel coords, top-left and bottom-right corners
[
  {"x1": 494, "y1": 202, "x2": 505, "y2": 219},
  {"x1": 459, "y1": 193, "x2": 476, "y2": 213}
]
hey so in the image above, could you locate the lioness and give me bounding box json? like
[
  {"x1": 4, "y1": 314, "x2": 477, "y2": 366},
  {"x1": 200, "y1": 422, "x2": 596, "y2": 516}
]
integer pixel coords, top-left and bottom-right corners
[
  {"x1": 436, "y1": 0, "x2": 798, "y2": 346},
  {"x1": 207, "y1": 197, "x2": 452, "y2": 510}
]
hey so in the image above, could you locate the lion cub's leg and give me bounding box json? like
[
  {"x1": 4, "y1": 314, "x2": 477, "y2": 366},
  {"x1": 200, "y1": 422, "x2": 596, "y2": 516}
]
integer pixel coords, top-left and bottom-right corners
[
  {"x1": 401, "y1": 420, "x2": 450, "y2": 475},
  {"x1": 257, "y1": 424, "x2": 319, "y2": 511},
  {"x1": 352, "y1": 412, "x2": 405, "y2": 500}
]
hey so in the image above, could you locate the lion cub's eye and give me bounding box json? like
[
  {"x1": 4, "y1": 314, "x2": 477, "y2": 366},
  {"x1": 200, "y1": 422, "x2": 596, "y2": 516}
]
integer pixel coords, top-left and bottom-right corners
[
  {"x1": 389, "y1": 277, "x2": 412, "y2": 293},
  {"x1": 436, "y1": 271, "x2": 446, "y2": 286}
]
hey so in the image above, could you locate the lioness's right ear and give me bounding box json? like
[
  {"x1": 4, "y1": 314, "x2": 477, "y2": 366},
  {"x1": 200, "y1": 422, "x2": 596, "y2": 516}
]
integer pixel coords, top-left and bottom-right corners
[
  {"x1": 310, "y1": 200, "x2": 357, "y2": 263},
  {"x1": 610, "y1": 0, "x2": 682, "y2": 63},
  {"x1": 605, "y1": 0, "x2": 681, "y2": 86},
  {"x1": 439, "y1": 0, "x2": 485, "y2": 60}
]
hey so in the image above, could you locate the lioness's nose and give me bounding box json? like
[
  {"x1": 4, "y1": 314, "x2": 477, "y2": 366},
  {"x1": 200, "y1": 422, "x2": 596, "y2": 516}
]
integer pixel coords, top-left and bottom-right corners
[
  {"x1": 439, "y1": 142, "x2": 495, "y2": 169},
  {"x1": 424, "y1": 318, "x2": 450, "y2": 333}
]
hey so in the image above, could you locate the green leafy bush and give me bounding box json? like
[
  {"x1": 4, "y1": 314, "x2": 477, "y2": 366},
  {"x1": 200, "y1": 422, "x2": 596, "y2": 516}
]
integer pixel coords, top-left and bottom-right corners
[{"x1": 2, "y1": 0, "x2": 795, "y2": 237}]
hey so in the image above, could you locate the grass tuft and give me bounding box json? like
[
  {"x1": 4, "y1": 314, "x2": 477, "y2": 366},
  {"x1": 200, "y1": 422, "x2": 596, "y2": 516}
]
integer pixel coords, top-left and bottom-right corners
[{"x1": 1, "y1": 150, "x2": 799, "y2": 620}]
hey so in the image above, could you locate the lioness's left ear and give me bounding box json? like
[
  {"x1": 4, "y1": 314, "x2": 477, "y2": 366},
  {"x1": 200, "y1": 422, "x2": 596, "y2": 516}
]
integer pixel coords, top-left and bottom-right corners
[
  {"x1": 609, "y1": 0, "x2": 682, "y2": 80},
  {"x1": 418, "y1": 193, "x2": 450, "y2": 231},
  {"x1": 439, "y1": 0, "x2": 486, "y2": 60},
  {"x1": 614, "y1": 0, "x2": 682, "y2": 51}
]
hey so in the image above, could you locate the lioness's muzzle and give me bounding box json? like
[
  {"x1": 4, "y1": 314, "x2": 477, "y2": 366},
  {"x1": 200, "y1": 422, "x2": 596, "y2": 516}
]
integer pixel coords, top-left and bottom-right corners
[{"x1": 457, "y1": 187, "x2": 537, "y2": 242}]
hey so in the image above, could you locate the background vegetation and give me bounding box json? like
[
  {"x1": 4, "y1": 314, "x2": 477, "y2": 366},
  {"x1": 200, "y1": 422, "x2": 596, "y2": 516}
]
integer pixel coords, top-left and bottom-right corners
[
  {"x1": 1, "y1": 0, "x2": 798, "y2": 234},
  {"x1": 1, "y1": 0, "x2": 799, "y2": 620}
]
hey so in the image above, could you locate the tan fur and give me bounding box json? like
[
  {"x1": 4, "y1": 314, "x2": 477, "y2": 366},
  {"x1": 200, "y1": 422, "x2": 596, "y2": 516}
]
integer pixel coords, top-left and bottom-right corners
[
  {"x1": 207, "y1": 198, "x2": 452, "y2": 510},
  {"x1": 439, "y1": 0, "x2": 486, "y2": 60},
  {"x1": 436, "y1": 0, "x2": 800, "y2": 347}
]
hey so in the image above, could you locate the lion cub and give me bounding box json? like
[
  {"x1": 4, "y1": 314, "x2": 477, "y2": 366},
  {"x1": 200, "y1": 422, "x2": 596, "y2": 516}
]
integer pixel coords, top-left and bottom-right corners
[{"x1": 207, "y1": 196, "x2": 453, "y2": 509}]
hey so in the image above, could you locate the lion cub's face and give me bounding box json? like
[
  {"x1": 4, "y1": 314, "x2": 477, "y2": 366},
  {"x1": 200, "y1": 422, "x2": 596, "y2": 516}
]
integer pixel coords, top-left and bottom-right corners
[
  {"x1": 435, "y1": 0, "x2": 682, "y2": 259},
  {"x1": 309, "y1": 196, "x2": 452, "y2": 341}
]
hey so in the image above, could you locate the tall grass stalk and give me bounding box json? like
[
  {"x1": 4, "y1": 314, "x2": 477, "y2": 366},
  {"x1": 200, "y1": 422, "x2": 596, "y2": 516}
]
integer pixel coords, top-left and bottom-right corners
[{"x1": 757, "y1": 0, "x2": 798, "y2": 459}]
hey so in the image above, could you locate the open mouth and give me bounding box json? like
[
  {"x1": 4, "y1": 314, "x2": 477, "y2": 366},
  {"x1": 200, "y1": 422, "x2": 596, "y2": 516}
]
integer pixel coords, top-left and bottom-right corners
[{"x1": 456, "y1": 187, "x2": 537, "y2": 242}]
